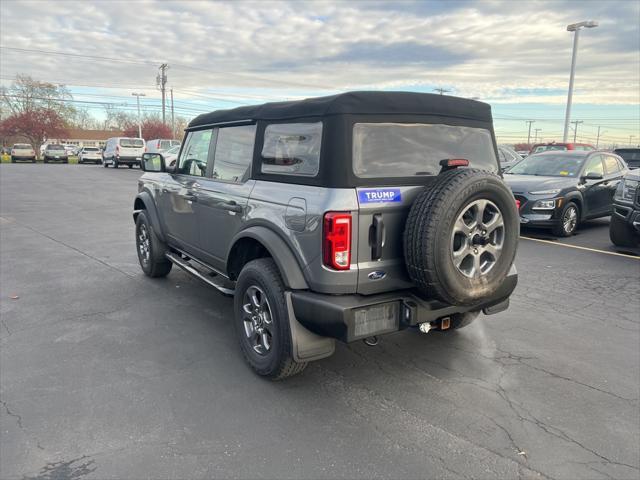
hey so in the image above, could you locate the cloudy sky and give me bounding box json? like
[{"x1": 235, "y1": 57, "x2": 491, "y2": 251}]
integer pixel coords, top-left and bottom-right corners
[{"x1": 1, "y1": 0, "x2": 638, "y2": 145}]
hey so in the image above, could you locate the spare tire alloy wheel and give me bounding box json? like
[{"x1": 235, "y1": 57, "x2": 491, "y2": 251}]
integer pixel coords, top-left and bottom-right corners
[
  {"x1": 451, "y1": 199, "x2": 504, "y2": 278},
  {"x1": 404, "y1": 168, "x2": 519, "y2": 306},
  {"x1": 242, "y1": 286, "x2": 273, "y2": 356}
]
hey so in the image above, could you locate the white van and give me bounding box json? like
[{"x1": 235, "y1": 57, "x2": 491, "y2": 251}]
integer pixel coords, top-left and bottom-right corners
[
  {"x1": 103, "y1": 137, "x2": 146, "y2": 168},
  {"x1": 146, "y1": 139, "x2": 181, "y2": 154}
]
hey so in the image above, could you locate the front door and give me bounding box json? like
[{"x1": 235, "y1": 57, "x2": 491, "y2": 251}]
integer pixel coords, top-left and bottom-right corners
[
  {"x1": 159, "y1": 128, "x2": 213, "y2": 254},
  {"x1": 580, "y1": 154, "x2": 609, "y2": 217},
  {"x1": 193, "y1": 125, "x2": 257, "y2": 272}
]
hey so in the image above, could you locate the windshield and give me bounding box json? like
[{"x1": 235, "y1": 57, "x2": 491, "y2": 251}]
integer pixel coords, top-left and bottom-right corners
[
  {"x1": 532, "y1": 145, "x2": 568, "y2": 153},
  {"x1": 48, "y1": 145, "x2": 64, "y2": 150},
  {"x1": 83, "y1": 148, "x2": 99, "y2": 152},
  {"x1": 119, "y1": 138, "x2": 144, "y2": 148},
  {"x1": 165, "y1": 145, "x2": 180, "y2": 155},
  {"x1": 353, "y1": 123, "x2": 498, "y2": 178},
  {"x1": 506, "y1": 153, "x2": 586, "y2": 177}
]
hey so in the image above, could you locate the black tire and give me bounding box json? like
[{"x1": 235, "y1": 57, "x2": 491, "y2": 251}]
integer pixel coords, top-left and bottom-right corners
[
  {"x1": 31, "y1": 159, "x2": 36, "y2": 163},
  {"x1": 609, "y1": 214, "x2": 639, "y2": 248},
  {"x1": 113, "y1": 158, "x2": 119, "y2": 168},
  {"x1": 11, "y1": 156, "x2": 15, "y2": 163},
  {"x1": 128, "y1": 164, "x2": 133, "y2": 169},
  {"x1": 135, "y1": 211, "x2": 172, "y2": 277},
  {"x1": 103, "y1": 160, "x2": 108, "y2": 168},
  {"x1": 404, "y1": 168, "x2": 519, "y2": 306},
  {"x1": 234, "y1": 258, "x2": 307, "y2": 380},
  {"x1": 44, "y1": 158, "x2": 49, "y2": 163},
  {"x1": 552, "y1": 201, "x2": 579, "y2": 237}
]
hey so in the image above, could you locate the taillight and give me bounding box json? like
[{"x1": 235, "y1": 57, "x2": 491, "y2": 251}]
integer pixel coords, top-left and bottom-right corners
[
  {"x1": 515, "y1": 199, "x2": 521, "y2": 210},
  {"x1": 323, "y1": 212, "x2": 352, "y2": 270}
]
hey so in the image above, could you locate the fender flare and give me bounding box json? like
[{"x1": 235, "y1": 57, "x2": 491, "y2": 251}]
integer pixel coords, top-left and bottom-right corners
[
  {"x1": 228, "y1": 226, "x2": 309, "y2": 290},
  {"x1": 133, "y1": 191, "x2": 166, "y2": 243},
  {"x1": 564, "y1": 192, "x2": 584, "y2": 218}
]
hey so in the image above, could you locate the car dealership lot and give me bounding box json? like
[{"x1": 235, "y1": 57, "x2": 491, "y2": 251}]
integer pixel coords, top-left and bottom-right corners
[{"x1": 1, "y1": 165, "x2": 639, "y2": 479}]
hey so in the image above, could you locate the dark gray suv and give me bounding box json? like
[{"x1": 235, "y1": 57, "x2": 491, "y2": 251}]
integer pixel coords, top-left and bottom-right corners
[{"x1": 134, "y1": 91, "x2": 519, "y2": 379}]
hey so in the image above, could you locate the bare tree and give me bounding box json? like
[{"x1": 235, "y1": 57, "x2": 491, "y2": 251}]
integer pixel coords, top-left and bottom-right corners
[{"x1": 0, "y1": 74, "x2": 76, "y2": 120}]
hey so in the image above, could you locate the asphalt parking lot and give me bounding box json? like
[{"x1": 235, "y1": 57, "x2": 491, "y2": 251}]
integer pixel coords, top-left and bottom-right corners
[{"x1": 1, "y1": 164, "x2": 639, "y2": 480}]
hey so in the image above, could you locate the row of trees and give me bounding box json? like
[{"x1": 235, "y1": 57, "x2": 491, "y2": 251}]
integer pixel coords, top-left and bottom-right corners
[{"x1": 0, "y1": 75, "x2": 188, "y2": 153}]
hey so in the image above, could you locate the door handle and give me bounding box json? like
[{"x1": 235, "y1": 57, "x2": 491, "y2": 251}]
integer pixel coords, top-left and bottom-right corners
[{"x1": 221, "y1": 200, "x2": 242, "y2": 213}]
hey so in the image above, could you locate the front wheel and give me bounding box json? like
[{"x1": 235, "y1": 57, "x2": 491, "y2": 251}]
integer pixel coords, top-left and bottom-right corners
[
  {"x1": 135, "y1": 211, "x2": 172, "y2": 277},
  {"x1": 553, "y1": 202, "x2": 579, "y2": 237},
  {"x1": 128, "y1": 164, "x2": 133, "y2": 169},
  {"x1": 234, "y1": 258, "x2": 307, "y2": 380}
]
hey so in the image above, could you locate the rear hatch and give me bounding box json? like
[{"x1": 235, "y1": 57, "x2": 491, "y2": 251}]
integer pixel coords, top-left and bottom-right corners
[
  {"x1": 352, "y1": 121, "x2": 499, "y2": 295},
  {"x1": 119, "y1": 138, "x2": 145, "y2": 157}
]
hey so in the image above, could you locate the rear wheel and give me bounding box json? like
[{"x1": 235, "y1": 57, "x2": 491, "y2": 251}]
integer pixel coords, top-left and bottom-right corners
[
  {"x1": 404, "y1": 168, "x2": 519, "y2": 306},
  {"x1": 552, "y1": 202, "x2": 579, "y2": 237},
  {"x1": 135, "y1": 211, "x2": 172, "y2": 277},
  {"x1": 234, "y1": 258, "x2": 306, "y2": 380},
  {"x1": 128, "y1": 164, "x2": 133, "y2": 169}
]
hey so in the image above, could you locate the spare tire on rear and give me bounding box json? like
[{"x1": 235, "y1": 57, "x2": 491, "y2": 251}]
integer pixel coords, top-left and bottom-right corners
[{"x1": 404, "y1": 168, "x2": 519, "y2": 306}]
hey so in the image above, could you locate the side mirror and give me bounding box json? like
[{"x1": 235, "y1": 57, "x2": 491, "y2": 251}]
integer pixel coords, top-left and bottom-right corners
[
  {"x1": 141, "y1": 153, "x2": 165, "y2": 172},
  {"x1": 582, "y1": 172, "x2": 603, "y2": 181}
]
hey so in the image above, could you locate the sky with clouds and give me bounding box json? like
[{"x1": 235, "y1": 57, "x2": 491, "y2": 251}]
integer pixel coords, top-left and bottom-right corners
[{"x1": 1, "y1": 0, "x2": 638, "y2": 146}]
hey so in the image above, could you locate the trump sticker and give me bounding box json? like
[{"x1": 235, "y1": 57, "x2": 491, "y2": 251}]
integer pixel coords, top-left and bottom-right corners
[{"x1": 358, "y1": 188, "x2": 402, "y2": 204}]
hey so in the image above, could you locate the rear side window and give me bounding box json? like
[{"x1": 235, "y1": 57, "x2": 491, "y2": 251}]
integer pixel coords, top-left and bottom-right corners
[
  {"x1": 604, "y1": 155, "x2": 622, "y2": 175},
  {"x1": 212, "y1": 125, "x2": 256, "y2": 183},
  {"x1": 261, "y1": 122, "x2": 322, "y2": 176},
  {"x1": 353, "y1": 123, "x2": 497, "y2": 178}
]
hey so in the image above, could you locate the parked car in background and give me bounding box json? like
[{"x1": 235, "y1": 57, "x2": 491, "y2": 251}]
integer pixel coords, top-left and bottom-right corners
[
  {"x1": 497, "y1": 145, "x2": 523, "y2": 171},
  {"x1": 146, "y1": 139, "x2": 181, "y2": 154},
  {"x1": 505, "y1": 150, "x2": 627, "y2": 236},
  {"x1": 63, "y1": 144, "x2": 79, "y2": 156},
  {"x1": 613, "y1": 148, "x2": 640, "y2": 170},
  {"x1": 516, "y1": 150, "x2": 529, "y2": 157},
  {"x1": 103, "y1": 137, "x2": 146, "y2": 168},
  {"x1": 78, "y1": 147, "x2": 103, "y2": 164},
  {"x1": 529, "y1": 142, "x2": 595, "y2": 155},
  {"x1": 610, "y1": 169, "x2": 640, "y2": 249},
  {"x1": 43, "y1": 144, "x2": 69, "y2": 163},
  {"x1": 162, "y1": 144, "x2": 181, "y2": 167},
  {"x1": 10, "y1": 143, "x2": 36, "y2": 163}
]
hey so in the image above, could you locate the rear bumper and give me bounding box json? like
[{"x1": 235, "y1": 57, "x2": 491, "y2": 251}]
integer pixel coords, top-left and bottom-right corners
[
  {"x1": 115, "y1": 156, "x2": 141, "y2": 164},
  {"x1": 291, "y1": 266, "x2": 517, "y2": 343}
]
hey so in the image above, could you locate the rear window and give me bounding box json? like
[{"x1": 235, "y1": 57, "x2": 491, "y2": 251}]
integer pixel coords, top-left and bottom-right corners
[
  {"x1": 13, "y1": 144, "x2": 31, "y2": 149},
  {"x1": 261, "y1": 122, "x2": 322, "y2": 176},
  {"x1": 533, "y1": 145, "x2": 567, "y2": 153},
  {"x1": 83, "y1": 147, "x2": 99, "y2": 152},
  {"x1": 353, "y1": 123, "x2": 497, "y2": 178},
  {"x1": 119, "y1": 138, "x2": 144, "y2": 148},
  {"x1": 159, "y1": 140, "x2": 171, "y2": 149}
]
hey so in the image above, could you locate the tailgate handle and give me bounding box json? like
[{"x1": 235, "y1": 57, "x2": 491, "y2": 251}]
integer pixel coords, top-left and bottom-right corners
[{"x1": 369, "y1": 213, "x2": 385, "y2": 260}]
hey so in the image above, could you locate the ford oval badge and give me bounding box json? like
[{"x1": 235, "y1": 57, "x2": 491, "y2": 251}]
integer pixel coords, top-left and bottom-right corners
[{"x1": 368, "y1": 271, "x2": 387, "y2": 281}]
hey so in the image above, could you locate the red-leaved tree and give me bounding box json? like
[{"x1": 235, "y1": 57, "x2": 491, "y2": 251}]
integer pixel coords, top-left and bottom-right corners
[
  {"x1": 0, "y1": 109, "x2": 69, "y2": 156},
  {"x1": 123, "y1": 118, "x2": 173, "y2": 140}
]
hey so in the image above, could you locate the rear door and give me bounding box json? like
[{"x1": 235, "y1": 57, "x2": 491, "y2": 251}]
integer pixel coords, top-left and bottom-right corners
[{"x1": 193, "y1": 124, "x2": 256, "y2": 271}]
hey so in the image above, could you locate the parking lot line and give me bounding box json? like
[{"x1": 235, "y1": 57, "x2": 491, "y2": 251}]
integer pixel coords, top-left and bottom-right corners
[{"x1": 521, "y1": 236, "x2": 640, "y2": 259}]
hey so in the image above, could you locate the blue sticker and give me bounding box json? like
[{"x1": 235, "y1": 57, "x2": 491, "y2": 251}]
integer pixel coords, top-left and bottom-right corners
[{"x1": 358, "y1": 188, "x2": 402, "y2": 204}]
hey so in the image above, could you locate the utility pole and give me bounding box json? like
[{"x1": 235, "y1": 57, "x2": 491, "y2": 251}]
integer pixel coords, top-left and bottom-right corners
[
  {"x1": 156, "y1": 63, "x2": 168, "y2": 125},
  {"x1": 170, "y1": 88, "x2": 175, "y2": 138},
  {"x1": 571, "y1": 120, "x2": 583, "y2": 143},
  {"x1": 563, "y1": 21, "x2": 598, "y2": 142},
  {"x1": 131, "y1": 92, "x2": 146, "y2": 138},
  {"x1": 631, "y1": 135, "x2": 636, "y2": 146},
  {"x1": 596, "y1": 126, "x2": 605, "y2": 148},
  {"x1": 526, "y1": 120, "x2": 535, "y2": 145},
  {"x1": 433, "y1": 87, "x2": 450, "y2": 95},
  {"x1": 534, "y1": 128, "x2": 542, "y2": 143}
]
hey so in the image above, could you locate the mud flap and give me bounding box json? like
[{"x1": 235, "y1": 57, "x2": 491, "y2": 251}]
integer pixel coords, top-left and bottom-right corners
[{"x1": 285, "y1": 292, "x2": 335, "y2": 363}]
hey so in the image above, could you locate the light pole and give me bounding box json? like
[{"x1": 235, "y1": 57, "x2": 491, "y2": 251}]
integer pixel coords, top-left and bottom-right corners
[
  {"x1": 131, "y1": 93, "x2": 146, "y2": 138},
  {"x1": 562, "y1": 20, "x2": 598, "y2": 143}
]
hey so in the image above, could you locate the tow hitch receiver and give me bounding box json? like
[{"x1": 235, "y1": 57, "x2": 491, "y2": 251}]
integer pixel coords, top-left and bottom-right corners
[{"x1": 419, "y1": 317, "x2": 451, "y2": 334}]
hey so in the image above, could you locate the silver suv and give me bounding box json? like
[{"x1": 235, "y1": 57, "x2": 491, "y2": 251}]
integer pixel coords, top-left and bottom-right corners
[{"x1": 134, "y1": 91, "x2": 519, "y2": 379}]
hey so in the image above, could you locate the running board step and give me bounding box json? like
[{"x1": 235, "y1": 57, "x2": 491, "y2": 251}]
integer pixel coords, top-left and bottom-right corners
[{"x1": 165, "y1": 252, "x2": 235, "y2": 296}]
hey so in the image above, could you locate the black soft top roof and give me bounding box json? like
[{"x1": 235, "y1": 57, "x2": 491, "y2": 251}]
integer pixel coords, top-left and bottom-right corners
[{"x1": 188, "y1": 91, "x2": 492, "y2": 129}]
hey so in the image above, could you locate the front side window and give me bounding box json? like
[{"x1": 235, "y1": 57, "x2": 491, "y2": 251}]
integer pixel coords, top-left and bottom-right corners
[
  {"x1": 583, "y1": 155, "x2": 604, "y2": 176},
  {"x1": 353, "y1": 123, "x2": 497, "y2": 178},
  {"x1": 177, "y1": 129, "x2": 212, "y2": 177},
  {"x1": 261, "y1": 122, "x2": 322, "y2": 176},
  {"x1": 212, "y1": 125, "x2": 256, "y2": 183}
]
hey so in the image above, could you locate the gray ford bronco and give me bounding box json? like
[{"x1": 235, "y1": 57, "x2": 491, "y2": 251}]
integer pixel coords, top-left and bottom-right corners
[{"x1": 134, "y1": 91, "x2": 519, "y2": 379}]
